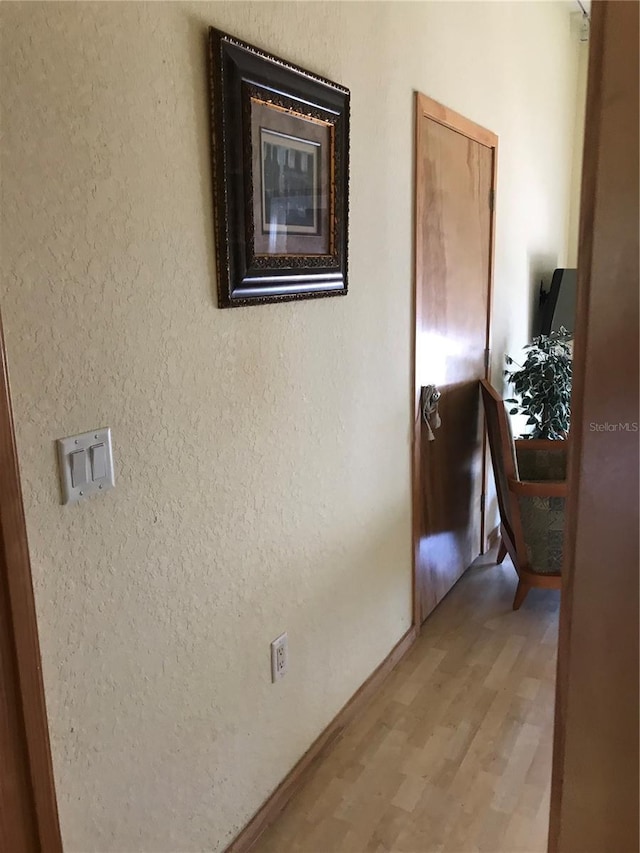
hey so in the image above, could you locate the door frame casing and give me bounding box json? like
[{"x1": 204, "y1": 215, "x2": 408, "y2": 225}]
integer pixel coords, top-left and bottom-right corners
[
  {"x1": 548, "y1": 0, "x2": 640, "y2": 848},
  {"x1": 411, "y1": 92, "x2": 499, "y2": 628},
  {"x1": 0, "y1": 315, "x2": 62, "y2": 851}
]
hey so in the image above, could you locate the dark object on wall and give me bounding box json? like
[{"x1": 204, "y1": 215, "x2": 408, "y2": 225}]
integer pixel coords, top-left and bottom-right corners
[
  {"x1": 538, "y1": 268, "x2": 577, "y2": 335},
  {"x1": 208, "y1": 28, "x2": 350, "y2": 308}
]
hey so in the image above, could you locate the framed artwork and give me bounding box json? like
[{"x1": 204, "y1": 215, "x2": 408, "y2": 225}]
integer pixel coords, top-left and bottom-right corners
[{"x1": 208, "y1": 28, "x2": 350, "y2": 307}]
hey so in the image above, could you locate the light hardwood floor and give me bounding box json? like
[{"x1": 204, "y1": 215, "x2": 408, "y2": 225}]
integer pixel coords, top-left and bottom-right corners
[{"x1": 254, "y1": 552, "x2": 559, "y2": 853}]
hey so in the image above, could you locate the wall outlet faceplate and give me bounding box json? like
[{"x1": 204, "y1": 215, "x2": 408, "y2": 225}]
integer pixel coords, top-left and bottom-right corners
[{"x1": 270, "y1": 632, "x2": 288, "y2": 682}]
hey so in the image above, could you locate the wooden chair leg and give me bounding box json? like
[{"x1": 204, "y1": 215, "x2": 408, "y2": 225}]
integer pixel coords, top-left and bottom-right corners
[
  {"x1": 512, "y1": 579, "x2": 530, "y2": 610},
  {"x1": 497, "y1": 538, "x2": 507, "y2": 564}
]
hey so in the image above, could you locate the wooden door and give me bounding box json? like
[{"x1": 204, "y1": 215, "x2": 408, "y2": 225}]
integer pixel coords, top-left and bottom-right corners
[
  {"x1": 549, "y1": 1, "x2": 639, "y2": 849},
  {"x1": 413, "y1": 95, "x2": 497, "y2": 624}
]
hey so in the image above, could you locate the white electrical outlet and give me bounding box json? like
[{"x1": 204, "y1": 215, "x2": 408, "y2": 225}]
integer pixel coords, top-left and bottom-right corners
[{"x1": 270, "y1": 632, "x2": 288, "y2": 682}]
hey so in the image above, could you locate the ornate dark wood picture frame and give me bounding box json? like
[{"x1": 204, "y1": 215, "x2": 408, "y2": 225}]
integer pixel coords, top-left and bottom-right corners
[{"x1": 208, "y1": 28, "x2": 350, "y2": 308}]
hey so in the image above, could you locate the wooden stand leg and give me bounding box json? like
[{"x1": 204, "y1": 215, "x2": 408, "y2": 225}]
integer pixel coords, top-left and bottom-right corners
[
  {"x1": 512, "y1": 579, "x2": 529, "y2": 610},
  {"x1": 497, "y1": 538, "x2": 507, "y2": 564}
]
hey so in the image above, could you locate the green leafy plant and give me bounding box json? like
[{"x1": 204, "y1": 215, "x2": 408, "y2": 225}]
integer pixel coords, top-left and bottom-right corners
[{"x1": 504, "y1": 328, "x2": 572, "y2": 439}]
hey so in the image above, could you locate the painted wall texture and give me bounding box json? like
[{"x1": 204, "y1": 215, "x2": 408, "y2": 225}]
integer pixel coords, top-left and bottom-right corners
[{"x1": 0, "y1": 2, "x2": 581, "y2": 850}]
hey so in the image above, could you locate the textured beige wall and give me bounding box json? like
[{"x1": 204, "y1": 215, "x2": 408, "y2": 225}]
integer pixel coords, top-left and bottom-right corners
[{"x1": 1, "y1": 2, "x2": 579, "y2": 850}]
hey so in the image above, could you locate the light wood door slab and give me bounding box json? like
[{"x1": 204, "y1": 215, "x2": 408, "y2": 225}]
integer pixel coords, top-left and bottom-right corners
[{"x1": 414, "y1": 95, "x2": 497, "y2": 624}]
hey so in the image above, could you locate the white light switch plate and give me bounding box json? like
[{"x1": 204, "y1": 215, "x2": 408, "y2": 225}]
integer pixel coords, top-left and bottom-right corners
[{"x1": 57, "y1": 427, "x2": 115, "y2": 504}]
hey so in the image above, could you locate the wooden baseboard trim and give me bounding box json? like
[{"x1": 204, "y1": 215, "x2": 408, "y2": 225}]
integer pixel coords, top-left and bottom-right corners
[
  {"x1": 486, "y1": 524, "x2": 500, "y2": 551},
  {"x1": 225, "y1": 624, "x2": 418, "y2": 853}
]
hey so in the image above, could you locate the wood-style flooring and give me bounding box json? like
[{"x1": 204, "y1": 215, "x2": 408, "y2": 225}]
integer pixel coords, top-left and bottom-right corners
[{"x1": 254, "y1": 552, "x2": 559, "y2": 853}]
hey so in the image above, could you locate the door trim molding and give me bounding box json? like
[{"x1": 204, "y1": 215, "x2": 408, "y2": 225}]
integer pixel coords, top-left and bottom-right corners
[
  {"x1": 549, "y1": 1, "x2": 640, "y2": 847},
  {"x1": 0, "y1": 314, "x2": 62, "y2": 851},
  {"x1": 415, "y1": 93, "x2": 498, "y2": 151},
  {"x1": 412, "y1": 93, "x2": 499, "y2": 628}
]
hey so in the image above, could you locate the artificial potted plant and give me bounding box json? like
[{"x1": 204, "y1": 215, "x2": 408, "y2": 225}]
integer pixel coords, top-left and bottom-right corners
[{"x1": 504, "y1": 328, "x2": 572, "y2": 439}]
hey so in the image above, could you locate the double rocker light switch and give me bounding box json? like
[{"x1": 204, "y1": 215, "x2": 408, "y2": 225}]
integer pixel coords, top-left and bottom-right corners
[
  {"x1": 90, "y1": 443, "x2": 108, "y2": 480},
  {"x1": 57, "y1": 428, "x2": 115, "y2": 504},
  {"x1": 70, "y1": 449, "x2": 88, "y2": 488}
]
